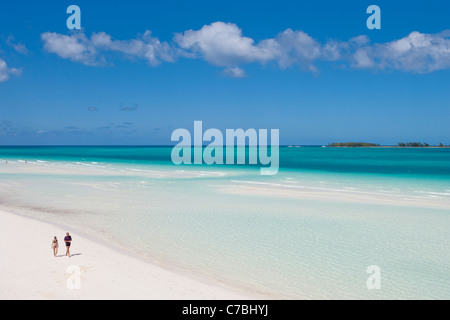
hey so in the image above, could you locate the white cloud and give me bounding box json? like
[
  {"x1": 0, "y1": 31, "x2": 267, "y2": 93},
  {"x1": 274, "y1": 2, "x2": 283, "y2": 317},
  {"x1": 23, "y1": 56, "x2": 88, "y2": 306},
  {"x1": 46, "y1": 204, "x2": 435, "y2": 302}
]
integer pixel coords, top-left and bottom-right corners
[
  {"x1": 174, "y1": 22, "x2": 276, "y2": 66},
  {"x1": 352, "y1": 48, "x2": 375, "y2": 68},
  {"x1": 174, "y1": 22, "x2": 322, "y2": 73},
  {"x1": 315, "y1": 31, "x2": 450, "y2": 73},
  {"x1": 41, "y1": 32, "x2": 99, "y2": 65},
  {"x1": 91, "y1": 30, "x2": 174, "y2": 66},
  {"x1": 40, "y1": 24, "x2": 450, "y2": 75},
  {"x1": 270, "y1": 29, "x2": 321, "y2": 70},
  {"x1": 372, "y1": 30, "x2": 450, "y2": 72},
  {"x1": 321, "y1": 35, "x2": 372, "y2": 67},
  {"x1": 41, "y1": 30, "x2": 174, "y2": 66},
  {"x1": 0, "y1": 58, "x2": 21, "y2": 83},
  {"x1": 223, "y1": 67, "x2": 246, "y2": 78}
]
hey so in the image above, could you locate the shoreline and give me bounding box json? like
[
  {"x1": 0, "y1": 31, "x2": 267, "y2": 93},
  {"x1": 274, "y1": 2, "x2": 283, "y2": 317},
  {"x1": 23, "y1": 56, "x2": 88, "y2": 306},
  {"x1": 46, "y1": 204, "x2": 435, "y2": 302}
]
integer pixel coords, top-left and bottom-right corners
[{"x1": 0, "y1": 209, "x2": 269, "y2": 300}]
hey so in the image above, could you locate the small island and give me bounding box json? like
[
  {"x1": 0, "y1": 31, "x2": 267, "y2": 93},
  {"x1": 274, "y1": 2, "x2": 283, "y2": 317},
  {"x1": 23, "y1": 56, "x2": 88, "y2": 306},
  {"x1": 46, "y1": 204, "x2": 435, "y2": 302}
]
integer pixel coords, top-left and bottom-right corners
[
  {"x1": 397, "y1": 142, "x2": 449, "y2": 147},
  {"x1": 328, "y1": 142, "x2": 449, "y2": 148},
  {"x1": 328, "y1": 142, "x2": 380, "y2": 147}
]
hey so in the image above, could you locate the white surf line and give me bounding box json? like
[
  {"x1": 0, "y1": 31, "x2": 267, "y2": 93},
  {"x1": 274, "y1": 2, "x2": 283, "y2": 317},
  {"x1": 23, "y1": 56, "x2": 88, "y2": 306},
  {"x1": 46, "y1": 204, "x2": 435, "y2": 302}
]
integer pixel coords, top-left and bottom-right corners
[
  {"x1": 413, "y1": 191, "x2": 450, "y2": 196},
  {"x1": 230, "y1": 180, "x2": 362, "y2": 193},
  {"x1": 227, "y1": 180, "x2": 435, "y2": 199}
]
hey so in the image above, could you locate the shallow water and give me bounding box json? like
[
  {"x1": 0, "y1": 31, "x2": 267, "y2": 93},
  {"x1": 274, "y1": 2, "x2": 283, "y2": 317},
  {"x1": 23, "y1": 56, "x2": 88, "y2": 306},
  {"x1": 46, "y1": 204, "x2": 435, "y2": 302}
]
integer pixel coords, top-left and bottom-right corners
[{"x1": 0, "y1": 146, "x2": 449, "y2": 299}]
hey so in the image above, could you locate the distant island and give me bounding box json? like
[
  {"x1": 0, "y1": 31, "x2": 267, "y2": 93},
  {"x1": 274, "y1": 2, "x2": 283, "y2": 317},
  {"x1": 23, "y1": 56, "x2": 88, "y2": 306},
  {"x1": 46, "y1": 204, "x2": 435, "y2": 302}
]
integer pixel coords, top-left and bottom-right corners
[
  {"x1": 328, "y1": 142, "x2": 449, "y2": 147},
  {"x1": 397, "y1": 142, "x2": 449, "y2": 147},
  {"x1": 328, "y1": 142, "x2": 380, "y2": 147}
]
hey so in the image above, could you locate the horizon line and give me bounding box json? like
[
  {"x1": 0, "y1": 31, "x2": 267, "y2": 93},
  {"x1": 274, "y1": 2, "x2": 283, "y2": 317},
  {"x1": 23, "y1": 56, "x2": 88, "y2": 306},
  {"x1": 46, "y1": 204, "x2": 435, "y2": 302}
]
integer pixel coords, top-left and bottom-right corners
[{"x1": 0, "y1": 144, "x2": 449, "y2": 148}]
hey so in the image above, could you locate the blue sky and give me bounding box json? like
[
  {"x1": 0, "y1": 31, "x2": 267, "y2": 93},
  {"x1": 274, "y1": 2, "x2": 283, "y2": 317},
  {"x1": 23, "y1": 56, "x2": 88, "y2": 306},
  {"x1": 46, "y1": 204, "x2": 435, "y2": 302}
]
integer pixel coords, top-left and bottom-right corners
[{"x1": 0, "y1": 0, "x2": 449, "y2": 145}]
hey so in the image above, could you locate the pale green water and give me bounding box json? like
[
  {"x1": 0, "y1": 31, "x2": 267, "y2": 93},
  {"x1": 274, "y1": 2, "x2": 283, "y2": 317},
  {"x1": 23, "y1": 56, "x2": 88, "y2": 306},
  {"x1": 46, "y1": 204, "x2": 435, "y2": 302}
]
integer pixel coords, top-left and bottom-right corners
[{"x1": 0, "y1": 146, "x2": 449, "y2": 299}]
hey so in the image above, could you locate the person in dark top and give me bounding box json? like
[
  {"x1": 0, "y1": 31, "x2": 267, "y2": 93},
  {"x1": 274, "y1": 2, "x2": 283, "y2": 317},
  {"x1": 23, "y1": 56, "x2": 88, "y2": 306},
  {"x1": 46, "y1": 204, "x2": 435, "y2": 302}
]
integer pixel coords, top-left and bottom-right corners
[{"x1": 64, "y1": 232, "x2": 72, "y2": 257}]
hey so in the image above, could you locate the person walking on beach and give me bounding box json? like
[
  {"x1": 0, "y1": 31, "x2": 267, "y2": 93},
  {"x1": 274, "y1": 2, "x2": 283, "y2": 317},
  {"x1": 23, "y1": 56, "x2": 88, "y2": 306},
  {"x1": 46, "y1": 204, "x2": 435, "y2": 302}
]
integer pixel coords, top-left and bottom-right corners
[
  {"x1": 51, "y1": 236, "x2": 59, "y2": 257},
  {"x1": 64, "y1": 232, "x2": 72, "y2": 257}
]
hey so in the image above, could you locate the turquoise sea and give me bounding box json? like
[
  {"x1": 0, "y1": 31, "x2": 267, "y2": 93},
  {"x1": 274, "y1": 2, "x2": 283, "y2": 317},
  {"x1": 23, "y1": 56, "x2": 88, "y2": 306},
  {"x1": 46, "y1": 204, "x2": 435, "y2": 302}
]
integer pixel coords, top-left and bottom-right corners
[{"x1": 0, "y1": 146, "x2": 449, "y2": 299}]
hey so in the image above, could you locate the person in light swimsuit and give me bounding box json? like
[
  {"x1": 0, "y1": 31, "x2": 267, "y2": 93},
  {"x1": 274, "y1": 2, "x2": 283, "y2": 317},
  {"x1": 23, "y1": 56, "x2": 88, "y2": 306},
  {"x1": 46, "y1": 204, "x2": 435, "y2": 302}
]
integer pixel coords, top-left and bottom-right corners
[{"x1": 51, "y1": 236, "x2": 59, "y2": 257}]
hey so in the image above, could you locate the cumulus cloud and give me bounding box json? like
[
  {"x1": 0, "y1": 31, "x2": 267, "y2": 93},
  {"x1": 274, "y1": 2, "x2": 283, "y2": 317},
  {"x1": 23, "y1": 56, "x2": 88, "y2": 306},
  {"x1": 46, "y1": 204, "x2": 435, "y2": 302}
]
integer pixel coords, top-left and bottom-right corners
[
  {"x1": 321, "y1": 35, "x2": 369, "y2": 61},
  {"x1": 174, "y1": 22, "x2": 276, "y2": 66},
  {"x1": 270, "y1": 29, "x2": 321, "y2": 70},
  {"x1": 325, "y1": 31, "x2": 450, "y2": 73},
  {"x1": 352, "y1": 48, "x2": 375, "y2": 68},
  {"x1": 223, "y1": 66, "x2": 246, "y2": 78},
  {"x1": 173, "y1": 22, "x2": 322, "y2": 72},
  {"x1": 91, "y1": 30, "x2": 174, "y2": 66},
  {"x1": 371, "y1": 30, "x2": 450, "y2": 73},
  {"x1": 0, "y1": 58, "x2": 21, "y2": 83},
  {"x1": 41, "y1": 32, "x2": 99, "y2": 65},
  {"x1": 41, "y1": 30, "x2": 174, "y2": 66},
  {"x1": 40, "y1": 24, "x2": 450, "y2": 75}
]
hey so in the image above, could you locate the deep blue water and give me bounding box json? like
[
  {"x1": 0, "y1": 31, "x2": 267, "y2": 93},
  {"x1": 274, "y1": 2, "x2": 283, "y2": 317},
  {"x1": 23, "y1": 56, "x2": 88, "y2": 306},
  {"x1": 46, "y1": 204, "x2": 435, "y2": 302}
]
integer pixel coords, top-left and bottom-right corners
[{"x1": 1, "y1": 146, "x2": 450, "y2": 177}]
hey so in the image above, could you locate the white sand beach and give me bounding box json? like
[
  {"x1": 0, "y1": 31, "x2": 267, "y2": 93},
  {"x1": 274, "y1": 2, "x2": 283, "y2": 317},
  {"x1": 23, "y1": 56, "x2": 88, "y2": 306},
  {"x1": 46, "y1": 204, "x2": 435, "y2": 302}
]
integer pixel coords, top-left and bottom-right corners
[{"x1": 0, "y1": 209, "x2": 257, "y2": 300}]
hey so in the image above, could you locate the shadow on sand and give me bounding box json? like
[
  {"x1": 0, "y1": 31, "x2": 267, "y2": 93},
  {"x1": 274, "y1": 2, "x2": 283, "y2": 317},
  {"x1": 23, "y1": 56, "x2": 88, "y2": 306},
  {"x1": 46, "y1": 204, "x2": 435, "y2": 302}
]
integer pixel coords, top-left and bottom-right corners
[{"x1": 54, "y1": 253, "x2": 82, "y2": 258}]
